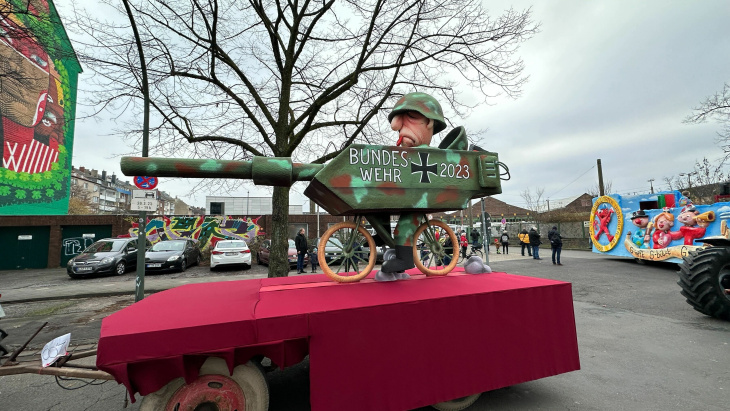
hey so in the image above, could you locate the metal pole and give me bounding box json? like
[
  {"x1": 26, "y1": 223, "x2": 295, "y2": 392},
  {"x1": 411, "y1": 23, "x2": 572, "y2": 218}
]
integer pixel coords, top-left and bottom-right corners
[
  {"x1": 597, "y1": 159, "x2": 605, "y2": 196},
  {"x1": 317, "y1": 205, "x2": 320, "y2": 238},
  {"x1": 135, "y1": 212, "x2": 146, "y2": 302},
  {"x1": 481, "y1": 198, "x2": 489, "y2": 265}
]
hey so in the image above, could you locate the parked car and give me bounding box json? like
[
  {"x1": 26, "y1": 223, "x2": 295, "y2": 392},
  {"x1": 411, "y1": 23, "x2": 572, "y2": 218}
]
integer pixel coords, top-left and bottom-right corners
[
  {"x1": 257, "y1": 239, "x2": 308, "y2": 268},
  {"x1": 210, "y1": 240, "x2": 252, "y2": 270},
  {"x1": 66, "y1": 237, "x2": 141, "y2": 279},
  {"x1": 144, "y1": 239, "x2": 201, "y2": 272}
]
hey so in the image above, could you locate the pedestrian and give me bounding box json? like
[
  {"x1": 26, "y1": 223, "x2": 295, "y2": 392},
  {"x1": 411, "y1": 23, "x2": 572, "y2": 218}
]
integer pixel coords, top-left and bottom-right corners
[
  {"x1": 494, "y1": 237, "x2": 501, "y2": 254},
  {"x1": 460, "y1": 230, "x2": 469, "y2": 259},
  {"x1": 295, "y1": 228, "x2": 308, "y2": 274},
  {"x1": 518, "y1": 228, "x2": 532, "y2": 256},
  {"x1": 443, "y1": 234, "x2": 454, "y2": 265},
  {"x1": 548, "y1": 225, "x2": 563, "y2": 265},
  {"x1": 470, "y1": 228, "x2": 480, "y2": 247},
  {"x1": 500, "y1": 231, "x2": 509, "y2": 254},
  {"x1": 308, "y1": 245, "x2": 319, "y2": 273},
  {"x1": 528, "y1": 226, "x2": 542, "y2": 260}
]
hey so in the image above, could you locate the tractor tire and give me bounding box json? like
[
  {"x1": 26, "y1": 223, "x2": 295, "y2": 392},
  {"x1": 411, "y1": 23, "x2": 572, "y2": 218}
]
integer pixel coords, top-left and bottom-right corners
[{"x1": 677, "y1": 247, "x2": 730, "y2": 321}]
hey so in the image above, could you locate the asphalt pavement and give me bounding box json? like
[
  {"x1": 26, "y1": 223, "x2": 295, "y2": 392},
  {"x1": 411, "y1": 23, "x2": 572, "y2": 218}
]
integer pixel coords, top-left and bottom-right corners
[{"x1": 0, "y1": 247, "x2": 529, "y2": 304}]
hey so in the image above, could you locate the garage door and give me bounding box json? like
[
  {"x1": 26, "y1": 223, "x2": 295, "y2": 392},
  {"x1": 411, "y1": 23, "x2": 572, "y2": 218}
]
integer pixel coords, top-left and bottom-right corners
[
  {"x1": 60, "y1": 225, "x2": 114, "y2": 266},
  {"x1": 0, "y1": 226, "x2": 51, "y2": 270}
]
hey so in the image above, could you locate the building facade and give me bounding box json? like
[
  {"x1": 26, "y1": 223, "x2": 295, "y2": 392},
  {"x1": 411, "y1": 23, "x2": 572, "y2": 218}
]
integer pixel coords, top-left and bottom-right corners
[{"x1": 0, "y1": 0, "x2": 82, "y2": 215}]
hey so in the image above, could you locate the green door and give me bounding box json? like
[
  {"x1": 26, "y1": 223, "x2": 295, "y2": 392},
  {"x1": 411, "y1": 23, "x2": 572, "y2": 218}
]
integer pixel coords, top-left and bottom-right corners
[
  {"x1": 60, "y1": 225, "x2": 113, "y2": 266},
  {"x1": 0, "y1": 226, "x2": 51, "y2": 270}
]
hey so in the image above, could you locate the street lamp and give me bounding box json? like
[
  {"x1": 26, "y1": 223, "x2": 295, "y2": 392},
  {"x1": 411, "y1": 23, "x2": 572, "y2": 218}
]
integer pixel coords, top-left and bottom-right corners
[
  {"x1": 647, "y1": 178, "x2": 655, "y2": 194},
  {"x1": 678, "y1": 172, "x2": 697, "y2": 189}
]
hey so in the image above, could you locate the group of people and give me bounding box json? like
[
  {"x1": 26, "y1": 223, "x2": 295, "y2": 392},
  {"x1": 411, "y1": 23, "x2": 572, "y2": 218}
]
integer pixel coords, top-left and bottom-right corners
[{"x1": 516, "y1": 226, "x2": 563, "y2": 265}]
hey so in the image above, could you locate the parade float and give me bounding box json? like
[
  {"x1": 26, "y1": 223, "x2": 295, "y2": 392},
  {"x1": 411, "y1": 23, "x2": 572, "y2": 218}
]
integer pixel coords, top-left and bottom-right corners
[{"x1": 590, "y1": 191, "x2": 730, "y2": 320}]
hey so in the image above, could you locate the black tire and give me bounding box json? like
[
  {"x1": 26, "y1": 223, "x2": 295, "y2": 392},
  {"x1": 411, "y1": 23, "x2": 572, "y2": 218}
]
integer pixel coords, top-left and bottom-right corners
[
  {"x1": 115, "y1": 261, "x2": 126, "y2": 276},
  {"x1": 195, "y1": 254, "x2": 201, "y2": 266},
  {"x1": 179, "y1": 258, "x2": 187, "y2": 273},
  {"x1": 67, "y1": 272, "x2": 81, "y2": 279},
  {"x1": 677, "y1": 247, "x2": 730, "y2": 321}
]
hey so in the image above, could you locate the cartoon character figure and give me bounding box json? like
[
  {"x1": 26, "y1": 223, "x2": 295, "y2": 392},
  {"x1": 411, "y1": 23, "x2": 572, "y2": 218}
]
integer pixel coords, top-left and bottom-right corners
[
  {"x1": 669, "y1": 204, "x2": 715, "y2": 245},
  {"x1": 630, "y1": 210, "x2": 650, "y2": 249},
  {"x1": 594, "y1": 206, "x2": 614, "y2": 242},
  {"x1": 648, "y1": 210, "x2": 674, "y2": 249}
]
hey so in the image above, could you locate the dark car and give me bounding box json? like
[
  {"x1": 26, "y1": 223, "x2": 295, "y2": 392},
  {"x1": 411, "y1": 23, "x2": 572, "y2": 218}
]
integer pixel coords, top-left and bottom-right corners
[
  {"x1": 144, "y1": 239, "x2": 201, "y2": 272},
  {"x1": 66, "y1": 237, "x2": 141, "y2": 279},
  {"x1": 257, "y1": 239, "x2": 308, "y2": 268}
]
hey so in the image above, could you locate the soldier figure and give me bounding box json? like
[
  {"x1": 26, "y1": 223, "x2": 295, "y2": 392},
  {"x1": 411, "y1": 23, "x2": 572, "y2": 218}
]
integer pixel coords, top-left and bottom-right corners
[{"x1": 375, "y1": 92, "x2": 447, "y2": 282}]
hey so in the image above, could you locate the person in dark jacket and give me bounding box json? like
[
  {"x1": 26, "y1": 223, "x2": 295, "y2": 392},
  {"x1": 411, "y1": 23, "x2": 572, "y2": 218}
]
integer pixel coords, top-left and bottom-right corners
[
  {"x1": 548, "y1": 226, "x2": 563, "y2": 265},
  {"x1": 500, "y1": 231, "x2": 509, "y2": 254},
  {"x1": 528, "y1": 227, "x2": 542, "y2": 260},
  {"x1": 295, "y1": 228, "x2": 308, "y2": 274}
]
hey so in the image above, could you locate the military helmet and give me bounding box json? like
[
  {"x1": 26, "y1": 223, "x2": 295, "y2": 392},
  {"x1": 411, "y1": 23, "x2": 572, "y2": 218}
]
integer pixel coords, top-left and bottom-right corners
[{"x1": 388, "y1": 92, "x2": 447, "y2": 134}]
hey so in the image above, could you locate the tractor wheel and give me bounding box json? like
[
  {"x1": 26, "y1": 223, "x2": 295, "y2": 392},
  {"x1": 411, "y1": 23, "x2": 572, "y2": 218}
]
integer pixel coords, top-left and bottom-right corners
[
  {"x1": 677, "y1": 247, "x2": 730, "y2": 321},
  {"x1": 319, "y1": 222, "x2": 376, "y2": 283},
  {"x1": 140, "y1": 357, "x2": 269, "y2": 411},
  {"x1": 431, "y1": 393, "x2": 482, "y2": 411},
  {"x1": 413, "y1": 220, "x2": 459, "y2": 276}
]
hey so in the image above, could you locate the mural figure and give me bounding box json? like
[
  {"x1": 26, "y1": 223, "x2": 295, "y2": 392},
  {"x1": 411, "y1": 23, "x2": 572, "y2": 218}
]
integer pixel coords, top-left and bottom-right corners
[
  {"x1": 0, "y1": 0, "x2": 80, "y2": 214},
  {"x1": 648, "y1": 209, "x2": 674, "y2": 249},
  {"x1": 669, "y1": 204, "x2": 715, "y2": 246},
  {"x1": 593, "y1": 206, "x2": 614, "y2": 242},
  {"x1": 629, "y1": 210, "x2": 650, "y2": 249}
]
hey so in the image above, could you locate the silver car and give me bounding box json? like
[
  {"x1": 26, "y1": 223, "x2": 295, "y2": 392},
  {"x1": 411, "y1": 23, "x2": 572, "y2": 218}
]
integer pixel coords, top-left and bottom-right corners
[{"x1": 210, "y1": 240, "x2": 252, "y2": 270}]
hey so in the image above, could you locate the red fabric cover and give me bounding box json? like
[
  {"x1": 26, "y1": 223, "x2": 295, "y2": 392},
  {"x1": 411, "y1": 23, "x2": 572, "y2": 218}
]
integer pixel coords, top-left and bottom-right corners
[{"x1": 97, "y1": 269, "x2": 580, "y2": 409}]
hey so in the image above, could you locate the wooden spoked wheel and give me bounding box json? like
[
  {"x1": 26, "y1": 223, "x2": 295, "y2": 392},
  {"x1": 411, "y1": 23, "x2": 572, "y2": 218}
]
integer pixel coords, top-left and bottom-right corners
[
  {"x1": 413, "y1": 220, "x2": 459, "y2": 276},
  {"x1": 140, "y1": 357, "x2": 269, "y2": 411},
  {"x1": 431, "y1": 393, "x2": 482, "y2": 411},
  {"x1": 319, "y1": 222, "x2": 377, "y2": 283}
]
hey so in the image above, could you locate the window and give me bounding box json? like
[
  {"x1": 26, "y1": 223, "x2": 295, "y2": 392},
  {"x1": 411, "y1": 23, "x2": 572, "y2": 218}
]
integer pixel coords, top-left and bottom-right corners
[
  {"x1": 83, "y1": 182, "x2": 88, "y2": 189},
  {"x1": 93, "y1": 185, "x2": 98, "y2": 192},
  {"x1": 210, "y1": 202, "x2": 225, "y2": 215}
]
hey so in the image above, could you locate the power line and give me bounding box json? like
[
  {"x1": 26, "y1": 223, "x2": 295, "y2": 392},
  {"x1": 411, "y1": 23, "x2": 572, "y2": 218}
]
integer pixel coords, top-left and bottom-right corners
[{"x1": 547, "y1": 165, "x2": 595, "y2": 198}]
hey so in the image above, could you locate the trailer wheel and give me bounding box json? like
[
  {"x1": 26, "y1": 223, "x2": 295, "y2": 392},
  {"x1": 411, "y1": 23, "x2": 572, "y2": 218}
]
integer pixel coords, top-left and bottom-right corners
[
  {"x1": 140, "y1": 358, "x2": 269, "y2": 411},
  {"x1": 319, "y1": 222, "x2": 377, "y2": 283},
  {"x1": 677, "y1": 247, "x2": 730, "y2": 321},
  {"x1": 431, "y1": 393, "x2": 481, "y2": 411},
  {"x1": 413, "y1": 220, "x2": 459, "y2": 276}
]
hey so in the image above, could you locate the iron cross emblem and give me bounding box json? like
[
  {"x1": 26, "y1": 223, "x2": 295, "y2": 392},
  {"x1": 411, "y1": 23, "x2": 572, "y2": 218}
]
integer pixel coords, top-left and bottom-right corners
[{"x1": 410, "y1": 152, "x2": 438, "y2": 183}]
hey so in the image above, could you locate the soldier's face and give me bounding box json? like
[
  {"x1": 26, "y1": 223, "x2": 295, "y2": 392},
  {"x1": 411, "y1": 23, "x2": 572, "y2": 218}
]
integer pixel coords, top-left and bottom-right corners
[{"x1": 391, "y1": 111, "x2": 434, "y2": 147}]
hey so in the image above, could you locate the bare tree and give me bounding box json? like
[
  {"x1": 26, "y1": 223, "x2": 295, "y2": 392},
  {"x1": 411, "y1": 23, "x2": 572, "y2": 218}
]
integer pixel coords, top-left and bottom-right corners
[
  {"x1": 664, "y1": 157, "x2": 728, "y2": 204},
  {"x1": 585, "y1": 181, "x2": 612, "y2": 197},
  {"x1": 520, "y1": 187, "x2": 545, "y2": 214},
  {"x1": 71, "y1": 0, "x2": 539, "y2": 277},
  {"x1": 685, "y1": 83, "x2": 730, "y2": 164},
  {"x1": 68, "y1": 183, "x2": 93, "y2": 214}
]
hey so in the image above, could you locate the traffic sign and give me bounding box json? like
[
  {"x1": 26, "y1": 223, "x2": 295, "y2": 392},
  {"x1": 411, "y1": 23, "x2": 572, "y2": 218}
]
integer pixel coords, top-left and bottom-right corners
[
  {"x1": 134, "y1": 176, "x2": 158, "y2": 190},
  {"x1": 131, "y1": 189, "x2": 158, "y2": 211}
]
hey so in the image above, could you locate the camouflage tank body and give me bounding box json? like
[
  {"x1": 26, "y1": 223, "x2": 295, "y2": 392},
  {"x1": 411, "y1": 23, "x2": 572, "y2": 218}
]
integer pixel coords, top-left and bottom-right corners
[{"x1": 119, "y1": 130, "x2": 502, "y2": 217}]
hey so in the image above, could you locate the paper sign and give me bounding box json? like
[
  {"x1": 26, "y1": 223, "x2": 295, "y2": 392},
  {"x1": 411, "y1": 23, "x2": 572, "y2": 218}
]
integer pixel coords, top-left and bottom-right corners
[{"x1": 41, "y1": 333, "x2": 71, "y2": 368}]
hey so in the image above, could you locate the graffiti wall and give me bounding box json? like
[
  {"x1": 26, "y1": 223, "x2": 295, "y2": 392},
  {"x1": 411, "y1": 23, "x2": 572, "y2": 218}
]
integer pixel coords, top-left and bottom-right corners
[
  {"x1": 0, "y1": 0, "x2": 81, "y2": 215},
  {"x1": 120, "y1": 215, "x2": 265, "y2": 250}
]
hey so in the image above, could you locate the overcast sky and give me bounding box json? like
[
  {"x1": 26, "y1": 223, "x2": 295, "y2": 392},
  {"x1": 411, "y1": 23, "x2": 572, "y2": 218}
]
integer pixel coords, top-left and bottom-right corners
[{"x1": 55, "y1": 0, "x2": 730, "y2": 210}]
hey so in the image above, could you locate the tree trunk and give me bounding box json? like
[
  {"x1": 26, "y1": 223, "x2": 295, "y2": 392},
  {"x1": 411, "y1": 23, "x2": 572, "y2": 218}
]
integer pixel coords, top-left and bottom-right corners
[{"x1": 269, "y1": 186, "x2": 291, "y2": 277}]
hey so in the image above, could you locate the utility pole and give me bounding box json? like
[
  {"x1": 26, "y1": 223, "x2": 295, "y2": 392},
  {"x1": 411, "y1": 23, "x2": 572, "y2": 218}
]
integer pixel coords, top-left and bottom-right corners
[
  {"x1": 648, "y1": 178, "x2": 655, "y2": 194},
  {"x1": 547, "y1": 199, "x2": 550, "y2": 213},
  {"x1": 597, "y1": 159, "x2": 605, "y2": 196}
]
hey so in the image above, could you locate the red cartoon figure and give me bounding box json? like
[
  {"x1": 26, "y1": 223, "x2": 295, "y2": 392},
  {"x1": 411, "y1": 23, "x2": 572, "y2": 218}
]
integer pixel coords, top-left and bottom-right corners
[
  {"x1": 593, "y1": 206, "x2": 614, "y2": 242},
  {"x1": 647, "y1": 210, "x2": 674, "y2": 249},
  {"x1": 669, "y1": 204, "x2": 715, "y2": 245}
]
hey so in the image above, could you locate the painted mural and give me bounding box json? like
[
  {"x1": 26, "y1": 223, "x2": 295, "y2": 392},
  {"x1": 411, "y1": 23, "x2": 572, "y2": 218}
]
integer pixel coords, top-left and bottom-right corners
[
  {"x1": 0, "y1": 0, "x2": 80, "y2": 214},
  {"x1": 590, "y1": 191, "x2": 727, "y2": 263},
  {"x1": 120, "y1": 215, "x2": 265, "y2": 250}
]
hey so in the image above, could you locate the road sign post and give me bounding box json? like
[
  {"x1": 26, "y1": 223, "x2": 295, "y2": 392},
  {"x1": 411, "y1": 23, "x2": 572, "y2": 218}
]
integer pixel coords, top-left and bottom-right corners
[{"x1": 132, "y1": 184, "x2": 158, "y2": 302}]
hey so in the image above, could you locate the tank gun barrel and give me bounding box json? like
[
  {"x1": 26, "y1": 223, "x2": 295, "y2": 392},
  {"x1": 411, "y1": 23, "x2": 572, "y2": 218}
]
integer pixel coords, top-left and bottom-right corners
[{"x1": 120, "y1": 156, "x2": 324, "y2": 187}]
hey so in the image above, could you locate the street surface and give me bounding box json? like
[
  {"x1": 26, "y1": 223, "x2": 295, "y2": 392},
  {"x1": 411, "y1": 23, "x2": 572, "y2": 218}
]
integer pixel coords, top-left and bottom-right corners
[{"x1": 0, "y1": 250, "x2": 728, "y2": 410}]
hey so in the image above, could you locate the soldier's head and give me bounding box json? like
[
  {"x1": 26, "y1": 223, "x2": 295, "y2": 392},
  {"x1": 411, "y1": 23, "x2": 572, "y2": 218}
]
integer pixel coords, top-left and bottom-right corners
[{"x1": 388, "y1": 92, "x2": 446, "y2": 147}]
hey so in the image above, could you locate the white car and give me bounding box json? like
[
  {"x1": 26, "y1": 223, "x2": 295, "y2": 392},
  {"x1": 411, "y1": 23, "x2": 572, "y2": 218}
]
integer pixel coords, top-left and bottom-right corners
[{"x1": 210, "y1": 240, "x2": 252, "y2": 270}]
